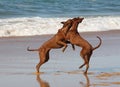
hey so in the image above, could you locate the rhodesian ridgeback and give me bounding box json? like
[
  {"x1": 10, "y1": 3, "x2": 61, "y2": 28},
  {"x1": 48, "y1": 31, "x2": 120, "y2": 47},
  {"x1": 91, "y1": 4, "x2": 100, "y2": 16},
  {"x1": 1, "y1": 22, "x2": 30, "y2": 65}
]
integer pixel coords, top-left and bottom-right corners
[
  {"x1": 62, "y1": 17, "x2": 102, "y2": 74},
  {"x1": 27, "y1": 19, "x2": 75, "y2": 73}
]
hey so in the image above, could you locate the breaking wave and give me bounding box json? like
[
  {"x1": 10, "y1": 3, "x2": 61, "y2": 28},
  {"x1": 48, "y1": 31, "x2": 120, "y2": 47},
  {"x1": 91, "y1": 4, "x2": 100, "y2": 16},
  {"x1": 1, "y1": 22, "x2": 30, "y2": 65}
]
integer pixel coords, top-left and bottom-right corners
[{"x1": 0, "y1": 16, "x2": 120, "y2": 37}]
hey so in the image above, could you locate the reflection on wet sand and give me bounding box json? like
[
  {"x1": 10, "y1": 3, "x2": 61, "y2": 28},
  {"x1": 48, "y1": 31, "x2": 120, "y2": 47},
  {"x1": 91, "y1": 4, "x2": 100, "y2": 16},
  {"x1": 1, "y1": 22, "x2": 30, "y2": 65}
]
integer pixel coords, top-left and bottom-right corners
[
  {"x1": 80, "y1": 74, "x2": 90, "y2": 87},
  {"x1": 35, "y1": 72, "x2": 120, "y2": 87},
  {"x1": 36, "y1": 75, "x2": 50, "y2": 87},
  {"x1": 36, "y1": 72, "x2": 91, "y2": 87}
]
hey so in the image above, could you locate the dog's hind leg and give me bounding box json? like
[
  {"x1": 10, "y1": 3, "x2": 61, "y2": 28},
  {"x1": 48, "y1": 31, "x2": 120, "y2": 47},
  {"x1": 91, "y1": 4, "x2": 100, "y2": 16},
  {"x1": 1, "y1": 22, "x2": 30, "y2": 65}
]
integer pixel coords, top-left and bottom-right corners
[
  {"x1": 79, "y1": 49, "x2": 86, "y2": 69},
  {"x1": 79, "y1": 59, "x2": 86, "y2": 69},
  {"x1": 79, "y1": 63, "x2": 86, "y2": 69},
  {"x1": 36, "y1": 48, "x2": 50, "y2": 73},
  {"x1": 36, "y1": 48, "x2": 46, "y2": 73},
  {"x1": 79, "y1": 55, "x2": 89, "y2": 74},
  {"x1": 45, "y1": 50, "x2": 50, "y2": 63},
  {"x1": 79, "y1": 51, "x2": 90, "y2": 74},
  {"x1": 84, "y1": 56, "x2": 89, "y2": 74},
  {"x1": 84, "y1": 52, "x2": 93, "y2": 74},
  {"x1": 80, "y1": 53, "x2": 91, "y2": 74},
  {"x1": 84, "y1": 53, "x2": 92, "y2": 74}
]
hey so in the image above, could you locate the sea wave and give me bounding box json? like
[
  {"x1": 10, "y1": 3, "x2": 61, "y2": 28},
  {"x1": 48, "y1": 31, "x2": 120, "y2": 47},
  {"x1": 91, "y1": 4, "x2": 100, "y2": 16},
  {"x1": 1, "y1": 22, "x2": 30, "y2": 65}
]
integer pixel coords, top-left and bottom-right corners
[{"x1": 0, "y1": 16, "x2": 120, "y2": 37}]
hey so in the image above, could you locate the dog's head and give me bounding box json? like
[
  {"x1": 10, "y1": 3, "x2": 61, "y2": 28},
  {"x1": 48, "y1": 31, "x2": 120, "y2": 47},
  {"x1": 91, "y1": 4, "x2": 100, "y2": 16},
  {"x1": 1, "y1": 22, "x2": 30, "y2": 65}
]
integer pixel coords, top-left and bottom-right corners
[
  {"x1": 72, "y1": 17, "x2": 84, "y2": 23},
  {"x1": 60, "y1": 19, "x2": 73, "y2": 34},
  {"x1": 61, "y1": 19, "x2": 73, "y2": 28}
]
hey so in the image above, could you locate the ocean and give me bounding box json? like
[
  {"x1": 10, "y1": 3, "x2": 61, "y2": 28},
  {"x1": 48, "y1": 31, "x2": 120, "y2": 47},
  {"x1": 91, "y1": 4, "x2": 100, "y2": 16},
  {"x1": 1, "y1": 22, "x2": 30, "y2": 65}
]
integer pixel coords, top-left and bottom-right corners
[{"x1": 0, "y1": 0, "x2": 120, "y2": 37}]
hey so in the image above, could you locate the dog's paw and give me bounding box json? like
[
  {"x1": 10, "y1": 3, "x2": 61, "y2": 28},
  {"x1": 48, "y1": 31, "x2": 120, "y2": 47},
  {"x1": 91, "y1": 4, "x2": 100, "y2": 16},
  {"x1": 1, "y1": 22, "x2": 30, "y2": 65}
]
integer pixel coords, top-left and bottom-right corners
[{"x1": 62, "y1": 49, "x2": 65, "y2": 52}]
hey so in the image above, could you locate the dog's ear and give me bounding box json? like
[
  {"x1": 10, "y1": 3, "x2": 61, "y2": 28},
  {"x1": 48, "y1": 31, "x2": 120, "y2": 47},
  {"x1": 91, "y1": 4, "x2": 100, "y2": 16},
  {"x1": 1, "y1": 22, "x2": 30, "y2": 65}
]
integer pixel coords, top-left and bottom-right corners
[
  {"x1": 81, "y1": 18, "x2": 84, "y2": 20},
  {"x1": 61, "y1": 21, "x2": 65, "y2": 24}
]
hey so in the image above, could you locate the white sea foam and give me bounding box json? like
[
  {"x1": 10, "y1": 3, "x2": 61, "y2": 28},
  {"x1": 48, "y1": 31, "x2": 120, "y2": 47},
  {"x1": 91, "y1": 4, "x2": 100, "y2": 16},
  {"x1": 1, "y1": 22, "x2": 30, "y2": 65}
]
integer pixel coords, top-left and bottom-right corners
[{"x1": 0, "y1": 16, "x2": 120, "y2": 37}]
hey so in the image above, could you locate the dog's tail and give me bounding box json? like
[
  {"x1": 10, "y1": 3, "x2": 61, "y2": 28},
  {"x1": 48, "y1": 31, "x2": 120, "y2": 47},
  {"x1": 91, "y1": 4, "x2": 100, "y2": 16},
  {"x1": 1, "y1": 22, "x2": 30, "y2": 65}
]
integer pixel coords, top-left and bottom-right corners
[
  {"x1": 92, "y1": 36, "x2": 102, "y2": 51},
  {"x1": 27, "y1": 47, "x2": 39, "y2": 51}
]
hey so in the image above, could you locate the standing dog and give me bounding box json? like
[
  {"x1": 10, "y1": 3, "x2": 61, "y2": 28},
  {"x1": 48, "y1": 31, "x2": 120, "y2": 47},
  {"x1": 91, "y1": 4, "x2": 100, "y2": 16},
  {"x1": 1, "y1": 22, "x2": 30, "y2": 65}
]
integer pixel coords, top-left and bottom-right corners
[
  {"x1": 62, "y1": 17, "x2": 102, "y2": 74},
  {"x1": 27, "y1": 19, "x2": 74, "y2": 73}
]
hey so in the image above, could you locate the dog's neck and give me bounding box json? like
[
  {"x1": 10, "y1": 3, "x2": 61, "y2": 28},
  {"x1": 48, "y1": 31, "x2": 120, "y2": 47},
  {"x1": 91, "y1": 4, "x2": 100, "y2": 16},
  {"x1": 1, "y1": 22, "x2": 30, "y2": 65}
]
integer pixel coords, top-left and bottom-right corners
[
  {"x1": 70, "y1": 21, "x2": 79, "y2": 32},
  {"x1": 61, "y1": 25, "x2": 71, "y2": 35}
]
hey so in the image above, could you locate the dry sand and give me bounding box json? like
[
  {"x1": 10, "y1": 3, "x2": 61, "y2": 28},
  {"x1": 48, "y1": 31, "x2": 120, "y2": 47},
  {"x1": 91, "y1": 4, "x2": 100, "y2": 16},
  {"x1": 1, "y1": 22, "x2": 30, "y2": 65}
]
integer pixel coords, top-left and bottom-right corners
[{"x1": 0, "y1": 30, "x2": 120, "y2": 87}]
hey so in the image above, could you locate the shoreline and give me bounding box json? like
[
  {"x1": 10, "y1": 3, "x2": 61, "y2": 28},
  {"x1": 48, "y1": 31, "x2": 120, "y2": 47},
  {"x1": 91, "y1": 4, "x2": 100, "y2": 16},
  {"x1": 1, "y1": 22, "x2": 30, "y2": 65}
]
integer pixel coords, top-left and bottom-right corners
[{"x1": 0, "y1": 30, "x2": 120, "y2": 38}]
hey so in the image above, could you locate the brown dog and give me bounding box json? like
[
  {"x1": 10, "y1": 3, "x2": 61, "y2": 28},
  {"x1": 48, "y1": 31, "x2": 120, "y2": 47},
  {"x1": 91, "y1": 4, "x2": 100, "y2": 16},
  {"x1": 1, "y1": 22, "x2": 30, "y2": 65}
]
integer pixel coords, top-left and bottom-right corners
[
  {"x1": 62, "y1": 17, "x2": 102, "y2": 74},
  {"x1": 27, "y1": 19, "x2": 74, "y2": 73}
]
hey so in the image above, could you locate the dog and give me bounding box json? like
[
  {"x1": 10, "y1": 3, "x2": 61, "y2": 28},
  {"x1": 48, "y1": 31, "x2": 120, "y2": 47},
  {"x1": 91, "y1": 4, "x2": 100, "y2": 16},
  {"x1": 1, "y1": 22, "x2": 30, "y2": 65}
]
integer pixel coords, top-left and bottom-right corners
[
  {"x1": 27, "y1": 19, "x2": 75, "y2": 73},
  {"x1": 62, "y1": 17, "x2": 102, "y2": 74}
]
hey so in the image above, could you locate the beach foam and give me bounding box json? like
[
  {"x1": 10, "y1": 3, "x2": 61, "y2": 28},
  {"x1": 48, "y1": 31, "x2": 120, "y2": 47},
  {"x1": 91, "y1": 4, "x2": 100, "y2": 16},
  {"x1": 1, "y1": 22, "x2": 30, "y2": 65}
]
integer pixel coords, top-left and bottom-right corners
[{"x1": 0, "y1": 16, "x2": 120, "y2": 37}]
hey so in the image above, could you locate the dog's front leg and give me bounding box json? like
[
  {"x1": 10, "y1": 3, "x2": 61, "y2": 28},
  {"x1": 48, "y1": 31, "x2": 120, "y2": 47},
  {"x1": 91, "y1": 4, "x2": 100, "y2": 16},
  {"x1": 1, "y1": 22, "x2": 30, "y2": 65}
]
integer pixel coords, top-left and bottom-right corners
[
  {"x1": 71, "y1": 44, "x2": 75, "y2": 50},
  {"x1": 65, "y1": 40, "x2": 75, "y2": 50},
  {"x1": 57, "y1": 41, "x2": 67, "y2": 52}
]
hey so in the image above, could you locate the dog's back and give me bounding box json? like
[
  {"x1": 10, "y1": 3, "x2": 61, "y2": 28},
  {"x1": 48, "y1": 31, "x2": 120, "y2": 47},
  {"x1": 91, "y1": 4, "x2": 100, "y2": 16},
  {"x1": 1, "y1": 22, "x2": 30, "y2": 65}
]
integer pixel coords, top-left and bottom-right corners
[{"x1": 41, "y1": 29, "x2": 66, "y2": 49}]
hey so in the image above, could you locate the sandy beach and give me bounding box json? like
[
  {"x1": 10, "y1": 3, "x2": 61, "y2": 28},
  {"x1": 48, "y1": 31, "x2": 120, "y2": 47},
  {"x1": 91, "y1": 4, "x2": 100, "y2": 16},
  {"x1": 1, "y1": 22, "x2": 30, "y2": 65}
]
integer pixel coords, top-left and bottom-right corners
[{"x1": 0, "y1": 30, "x2": 120, "y2": 87}]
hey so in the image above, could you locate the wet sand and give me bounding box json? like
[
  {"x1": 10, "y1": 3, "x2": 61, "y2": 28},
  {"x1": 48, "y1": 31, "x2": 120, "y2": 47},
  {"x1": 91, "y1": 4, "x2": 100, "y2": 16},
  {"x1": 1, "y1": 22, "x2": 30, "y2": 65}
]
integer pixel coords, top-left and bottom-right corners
[{"x1": 0, "y1": 30, "x2": 120, "y2": 87}]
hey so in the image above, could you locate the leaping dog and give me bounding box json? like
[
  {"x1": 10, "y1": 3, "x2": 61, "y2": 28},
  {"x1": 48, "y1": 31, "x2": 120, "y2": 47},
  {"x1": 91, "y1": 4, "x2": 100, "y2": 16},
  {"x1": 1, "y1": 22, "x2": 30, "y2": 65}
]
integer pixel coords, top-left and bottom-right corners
[
  {"x1": 27, "y1": 19, "x2": 74, "y2": 73},
  {"x1": 62, "y1": 17, "x2": 102, "y2": 74}
]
